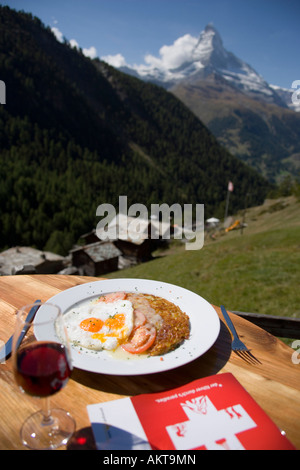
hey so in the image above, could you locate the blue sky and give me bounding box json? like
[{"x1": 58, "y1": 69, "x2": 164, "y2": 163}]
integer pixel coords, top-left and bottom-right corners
[{"x1": 2, "y1": 0, "x2": 300, "y2": 89}]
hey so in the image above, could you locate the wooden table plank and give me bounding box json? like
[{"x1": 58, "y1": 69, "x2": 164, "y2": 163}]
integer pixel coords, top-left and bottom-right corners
[{"x1": 0, "y1": 275, "x2": 299, "y2": 450}]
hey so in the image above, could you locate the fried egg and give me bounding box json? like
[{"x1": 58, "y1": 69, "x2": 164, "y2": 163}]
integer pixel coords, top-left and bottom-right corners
[{"x1": 63, "y1": 298, "x2": 134, "y2": 351}]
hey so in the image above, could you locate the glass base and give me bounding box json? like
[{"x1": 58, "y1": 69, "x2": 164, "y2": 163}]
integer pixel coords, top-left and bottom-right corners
[{"x1": 20, "y1": 408, "x2": 76, "y2": 450}]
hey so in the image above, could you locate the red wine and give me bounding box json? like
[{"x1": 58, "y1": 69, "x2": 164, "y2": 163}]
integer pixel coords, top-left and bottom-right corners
[{"x1": 15, "y1": 341, "x2": 72, "y2": 397}]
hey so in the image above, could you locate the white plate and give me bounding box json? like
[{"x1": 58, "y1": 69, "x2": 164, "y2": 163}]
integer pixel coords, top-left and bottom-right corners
[{"x1": 34, "y1": 279, "x2": 220, "y2": 375}]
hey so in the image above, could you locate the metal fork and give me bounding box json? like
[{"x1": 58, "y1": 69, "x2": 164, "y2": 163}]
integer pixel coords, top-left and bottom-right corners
[{"x1": 220, "y1": 305, "x2": 260, "y2": 364}]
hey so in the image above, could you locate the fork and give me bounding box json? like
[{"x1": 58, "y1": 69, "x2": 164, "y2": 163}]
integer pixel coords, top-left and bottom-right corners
[{"x1": 220, "y1": 305, "x2": 260, "y2": 364}]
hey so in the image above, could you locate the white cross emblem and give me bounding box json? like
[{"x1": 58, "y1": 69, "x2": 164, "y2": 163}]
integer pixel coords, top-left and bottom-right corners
[{"x1": 166, "y1": 395, "x2": 257, "y2": 450}]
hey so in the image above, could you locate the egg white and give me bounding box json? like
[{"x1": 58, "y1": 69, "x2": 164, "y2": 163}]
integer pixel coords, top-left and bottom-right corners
[{"x1": 63, "y1": 299, "x2": 134, "y2": 351}]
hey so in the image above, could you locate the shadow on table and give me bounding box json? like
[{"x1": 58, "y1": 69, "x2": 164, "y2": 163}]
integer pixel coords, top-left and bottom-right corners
[
  {"x1": 71, "y1": 320, "x2": 232, "y2": 396},
  {"x1": 66, "y1": 424, "x2": 154, "y2": 451}
]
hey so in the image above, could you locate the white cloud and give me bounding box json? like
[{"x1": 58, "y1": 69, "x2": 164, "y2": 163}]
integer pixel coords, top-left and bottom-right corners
[
  {"x1": 105, "y1": 33, "x2": 199, "y2": 79},
  {"x1": 51, "y1": 25, "x2": 97, "y2": 59},
  {"x1": 69, "y1": 38, "x2": 80, "y2": 50},
  {"x1": 82, "y1": 46, "x2": 98, "y2": 59},
  {"x1": 51, "y1": 26, "x2": 64, "y2": 43},
  {"x1": 70, "y1": 39, "x2": 98, "y2": 59},
  {"x1": 52, "y1": 27, "x2": 197, "y2": 71},
  {"x1": 101, "y1": 53, "x2": 127, "y2": 68},
  {"x1": 143, "y1": 34, "x2": 198, "y2": 71}
]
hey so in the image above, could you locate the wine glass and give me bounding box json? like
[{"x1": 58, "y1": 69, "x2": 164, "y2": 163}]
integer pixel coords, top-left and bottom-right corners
[{"x1": 12, "y1": 301, "x2": 75, "y2": 450}]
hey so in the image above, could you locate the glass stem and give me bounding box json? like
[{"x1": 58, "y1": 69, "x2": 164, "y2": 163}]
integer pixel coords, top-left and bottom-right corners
[{"x1": 41, "y1": 397, "x2": 54, "y2": 426}]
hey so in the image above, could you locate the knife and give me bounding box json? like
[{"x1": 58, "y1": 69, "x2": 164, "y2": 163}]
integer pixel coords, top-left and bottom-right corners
[{"x1": 0, "y1": 300, "x2": 41, "y2": 363}]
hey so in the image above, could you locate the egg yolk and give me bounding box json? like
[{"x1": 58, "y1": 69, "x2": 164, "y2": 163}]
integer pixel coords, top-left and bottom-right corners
[
  {"x1": 105, "y1": 313, "x2": 126, "y2": 330},
  {"x1": 80, "y1": 317, "x2": 104, "y2": 332},
  {"x1": 91, "y1": 314, "x2": 127, "y2": 343}
]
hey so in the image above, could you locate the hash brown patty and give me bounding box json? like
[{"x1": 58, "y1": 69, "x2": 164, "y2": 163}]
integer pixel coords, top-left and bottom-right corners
[{"x1": 128, "y1": 293, "x2": 190, "y2": 356}]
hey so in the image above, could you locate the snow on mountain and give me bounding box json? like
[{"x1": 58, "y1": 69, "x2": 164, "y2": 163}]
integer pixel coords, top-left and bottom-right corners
[{"x1": 107, "y1": 24, "x2": 293, "y2": 110}]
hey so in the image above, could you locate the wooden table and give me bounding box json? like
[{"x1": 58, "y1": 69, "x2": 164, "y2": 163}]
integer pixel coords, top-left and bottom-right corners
[{"x1": 0, "y1": 274, "x2": 299, "y2": 450}]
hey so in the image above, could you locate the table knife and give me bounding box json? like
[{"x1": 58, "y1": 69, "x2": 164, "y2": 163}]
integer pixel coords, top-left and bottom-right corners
[{"x1": 0, "y1": 300, "x2": 41, "y2": 362}]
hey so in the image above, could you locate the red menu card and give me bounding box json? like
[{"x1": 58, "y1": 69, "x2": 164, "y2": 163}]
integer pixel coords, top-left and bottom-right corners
[{"x1": 87, "y1": 373, "x2": 295, "y2": 450}]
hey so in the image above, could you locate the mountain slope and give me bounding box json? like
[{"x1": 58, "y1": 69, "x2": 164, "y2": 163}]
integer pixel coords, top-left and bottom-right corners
[
  {"x1": 172, "y1": 77, "x2": 300, "y2": 181},
  {"x1": 0, "y1": 7, "x2": 269, "y2": 254},
  {"x1": 118, "y1": 24, "x2": 300, "y2": 183}
]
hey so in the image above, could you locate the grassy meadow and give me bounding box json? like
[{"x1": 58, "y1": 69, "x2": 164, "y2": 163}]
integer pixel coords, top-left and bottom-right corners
[{"x1": 105, "y1": 196, "x2": 300, "y2": 322}]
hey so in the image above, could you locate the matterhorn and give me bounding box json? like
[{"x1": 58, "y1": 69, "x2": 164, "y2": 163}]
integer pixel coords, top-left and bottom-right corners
[
  {"x1": 121, "y1": 24, "x2": 287, "y2": 108},
  {"x1": 117, "y1": 24, "x2": 300, "y2": 182}
]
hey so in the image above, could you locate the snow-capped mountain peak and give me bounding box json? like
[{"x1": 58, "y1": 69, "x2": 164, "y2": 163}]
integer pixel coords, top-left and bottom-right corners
[
  {"x1": 114, "y1": 24, "x2": 289, "y2": 108},
  {"x1": 174, "y1": 24, "x2": 274, "y2": 100},
  {"x1": 192, "y1": 23, "x2": 226, "y2": 65}
]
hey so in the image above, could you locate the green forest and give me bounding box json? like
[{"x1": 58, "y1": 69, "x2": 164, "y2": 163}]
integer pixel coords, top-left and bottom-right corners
[{"x1": 0, "y1": 6, "x2": 271, "y2": 255}]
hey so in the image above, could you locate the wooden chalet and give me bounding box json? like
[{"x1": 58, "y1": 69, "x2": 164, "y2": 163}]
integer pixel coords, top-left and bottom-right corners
[{"x1": 70, "y1": 241, "x2": 122, "y2": 276}]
